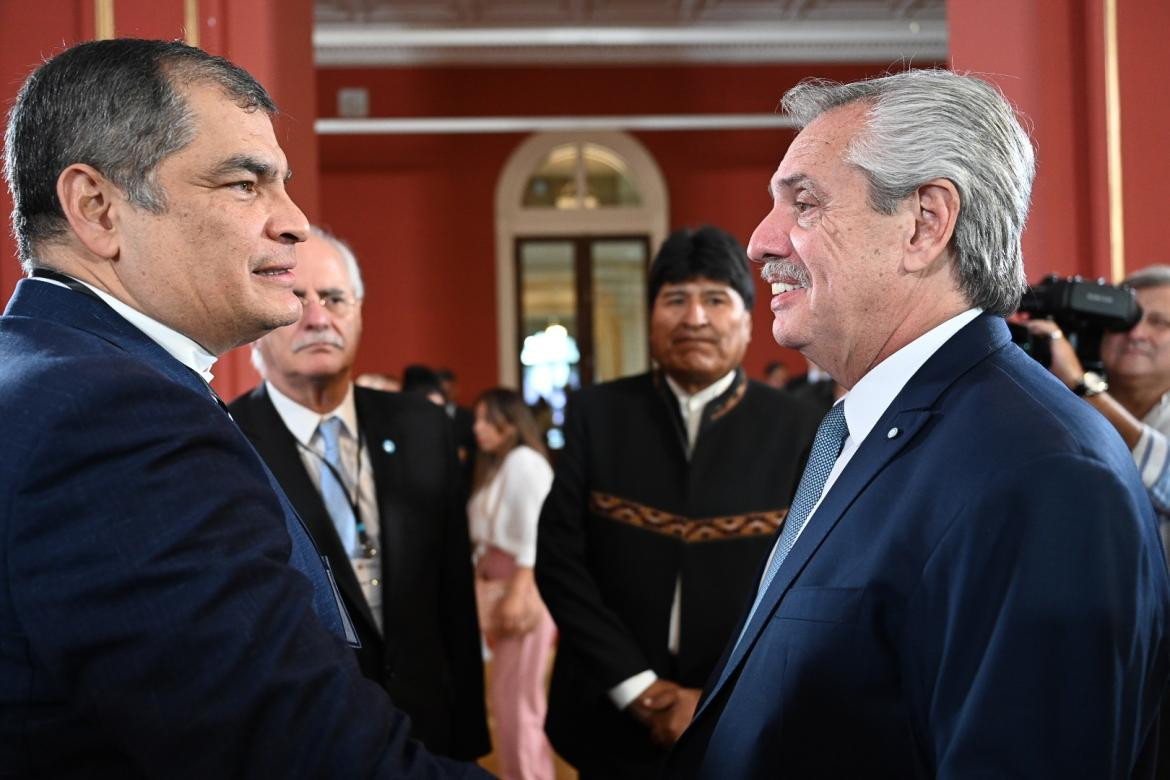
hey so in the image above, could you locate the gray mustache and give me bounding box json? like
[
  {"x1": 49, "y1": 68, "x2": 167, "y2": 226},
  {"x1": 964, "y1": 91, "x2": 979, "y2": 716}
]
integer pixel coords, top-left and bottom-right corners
[
  {"x1": 292, "y1": 332, "x2": 344, "y2": 351},
  {"x1": 761, "y1": 260, "x2": 810, "y2": 288}
]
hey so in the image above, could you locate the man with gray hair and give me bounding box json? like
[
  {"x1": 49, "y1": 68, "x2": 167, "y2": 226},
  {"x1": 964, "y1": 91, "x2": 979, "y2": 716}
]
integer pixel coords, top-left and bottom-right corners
[
  {"x1": 0, "y1": 38, "x2": 485, "y2": 776},
  {"x1": 229, "y1": 228, "x2": 490, "y2": 762},
  {"x1": 667, "y1": 69, "x2": 1169, "y2": 777},
  {"x1": 1030, "y1": 265, "x2": 1170, "y2": 561}
]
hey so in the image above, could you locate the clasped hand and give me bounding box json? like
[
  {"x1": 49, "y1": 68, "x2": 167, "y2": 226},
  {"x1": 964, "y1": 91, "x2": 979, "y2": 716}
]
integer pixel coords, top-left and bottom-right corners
[{"x1": 627, "y1": 679, "x2": 701, "y2": 747}]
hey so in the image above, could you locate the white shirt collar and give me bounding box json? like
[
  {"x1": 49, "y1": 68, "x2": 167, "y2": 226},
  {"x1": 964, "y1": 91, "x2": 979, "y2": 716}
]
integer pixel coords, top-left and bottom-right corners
[
  {"x1": 665, "y1": 369, "x2": 737, "y2": 412},
  {"x1": 665, "y1": 369, "x2": 738, "y2": 451},
  {"x1": 841, "y1": 308, "x2": 982, "y2": 446},
  {"x1": 265, "y1": 379, "x2": 358, "y2": 446},
  {"x1": 34, "y1": 275, "x2": 218, "y2": 383}
]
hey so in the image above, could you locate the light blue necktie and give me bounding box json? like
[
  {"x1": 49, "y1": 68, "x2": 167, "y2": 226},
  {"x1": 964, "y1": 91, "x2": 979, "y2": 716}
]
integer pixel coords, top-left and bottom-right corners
[
  {"x1": 317, "y1": 416, "x2": 357, "y2": 556},
  {"x1": 733, "y1": 402, "x2": 850, "y2": 649}
]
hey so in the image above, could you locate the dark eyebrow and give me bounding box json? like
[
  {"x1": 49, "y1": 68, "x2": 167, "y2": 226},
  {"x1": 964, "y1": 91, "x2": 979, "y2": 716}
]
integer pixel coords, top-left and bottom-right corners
[{"x1": 209, "y1": 154, "x2": 290, "y2": 183}]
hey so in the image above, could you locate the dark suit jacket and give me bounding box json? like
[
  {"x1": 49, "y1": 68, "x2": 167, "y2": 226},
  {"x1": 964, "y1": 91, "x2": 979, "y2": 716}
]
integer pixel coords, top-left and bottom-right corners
[
  {"x1": 667, "y1": 314, "x2": 1170, "y2": 778},
  {"x1": 229, "y1": 384, "x2": 490, "y2": 760},
  {"x1": 0, "y1": 279, "x2": 487, "y2": 778},
  {"x1": 535, "y1": 369, "x2": 818, "y2": 777}
]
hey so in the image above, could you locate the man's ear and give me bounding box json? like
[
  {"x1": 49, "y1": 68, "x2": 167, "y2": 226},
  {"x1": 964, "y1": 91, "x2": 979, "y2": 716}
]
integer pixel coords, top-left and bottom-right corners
[
  {"x1": 56, "y1": 164, "x2": 122, "y2": 259},
  {"x1": 904, "y1": 178, "x2": 960, "y2": 273}
]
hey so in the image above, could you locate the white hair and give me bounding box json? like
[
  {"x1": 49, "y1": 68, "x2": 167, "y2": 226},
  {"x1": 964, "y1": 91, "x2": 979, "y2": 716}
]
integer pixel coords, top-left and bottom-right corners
[
  {"x1": 310, "y1": 225, "x2": 365, "y2": 301},
  {"x1": 782, "y1": 69, "x2": 1036, "y2": 316}
]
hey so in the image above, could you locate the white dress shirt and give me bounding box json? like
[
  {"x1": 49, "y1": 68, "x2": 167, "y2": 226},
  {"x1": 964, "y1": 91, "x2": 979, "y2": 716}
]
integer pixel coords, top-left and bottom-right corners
[
  {"x1": 759, "y1": 308, "x2": 983, "y2": 581},
  {"x1": 32, "y1": 275, "x2": 217, "y2": 382}
]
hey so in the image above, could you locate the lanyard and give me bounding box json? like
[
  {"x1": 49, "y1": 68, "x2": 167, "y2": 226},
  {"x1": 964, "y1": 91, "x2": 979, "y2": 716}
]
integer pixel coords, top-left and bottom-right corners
[
  {"x1": 30, "y1": 267, "x2": 102, "y2": 300},
  {"x1": 297, "y1": 432, "x2": 378, "y2": 559}
]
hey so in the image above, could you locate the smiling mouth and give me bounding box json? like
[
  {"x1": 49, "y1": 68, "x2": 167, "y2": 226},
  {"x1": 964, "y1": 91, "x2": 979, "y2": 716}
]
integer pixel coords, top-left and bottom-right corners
[{"x1": 761, "y1": 260, "x2": 810, "y2": 296}]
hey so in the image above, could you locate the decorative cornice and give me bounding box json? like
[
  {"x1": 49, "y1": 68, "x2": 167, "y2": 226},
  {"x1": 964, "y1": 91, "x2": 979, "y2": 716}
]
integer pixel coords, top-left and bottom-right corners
[
  {"x1": 314, "y1": 20, "x2": 947, "y2": 67},
  {"x1": 316, "y1": 113, "x2": 797, "y2": 135}
]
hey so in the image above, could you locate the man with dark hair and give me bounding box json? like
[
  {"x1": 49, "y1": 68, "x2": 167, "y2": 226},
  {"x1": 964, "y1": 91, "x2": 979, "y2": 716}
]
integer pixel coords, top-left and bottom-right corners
[
  {"x1": 0, "y1": 38, "x2": 485, "y2": 777},
  {"x1": 762, "y1": 360, "x2": 790, "y2": 389},
  {"x1": 535, "y1": 225, "x2": 818, "y2": 778},
  {"x1": 668, "y1": 70, "x2": 1169, "y2": 778}
]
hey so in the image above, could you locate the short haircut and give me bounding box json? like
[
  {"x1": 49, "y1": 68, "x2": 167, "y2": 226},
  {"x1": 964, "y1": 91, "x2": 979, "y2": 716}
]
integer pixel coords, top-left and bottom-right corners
[
  {"x1": 402, "y1": 364, "x2": 443, "y2": 397},
  {"x1": 648, "y1": 225, "x2": 754, "y2": 309},
  {"x1": 1124, "y1": 265, "x2": 1170, "y2": 290},
  {"x1": 310, "y1": 226, "x2": 365, "y2": 300},
  {"x1": 781, "y1": 69, "x2": 1036, "y2": 316},
  {"x1": 4, "y1": 38, "x2": 276, "y2": 269}
]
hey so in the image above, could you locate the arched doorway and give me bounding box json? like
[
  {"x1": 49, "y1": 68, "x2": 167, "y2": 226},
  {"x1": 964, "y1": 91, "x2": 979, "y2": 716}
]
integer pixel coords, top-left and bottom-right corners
[{"x1": 495, "y1": 132, "x2": 668, "y2": 446}]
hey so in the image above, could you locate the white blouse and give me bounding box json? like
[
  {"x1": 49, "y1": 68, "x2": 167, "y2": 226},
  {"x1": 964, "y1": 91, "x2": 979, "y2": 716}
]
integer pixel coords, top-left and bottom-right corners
[{"x1": 467, "y1": 445, "x2": 553, "y2": 568}]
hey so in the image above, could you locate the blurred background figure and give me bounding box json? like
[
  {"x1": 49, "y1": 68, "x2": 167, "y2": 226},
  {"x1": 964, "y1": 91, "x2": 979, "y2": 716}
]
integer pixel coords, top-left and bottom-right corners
[
  {"x1": 232, "y1": 228, "x2": 489, "y2": 761},
  {"x1": 1027, "y1": 264, "x2": 1170, "y2": 562},
  {"x1": 356, "y1": 371, "x2": 402, "y2": 392},
  {"x1": 402, "y1": 363, "x2": 447, "y2": 406},
  {"x1": 785, "y1": 359, "x2": 845, "y2": 415},
  {"x1": 761, "y1": 360, "x2": 790, "y2": 389},
  {"x1": 468, "y1": 388, "x2": 557, "y2": 780},
  {"x1": 439, "y1": 366, "x2": 480, "y2": 480}
]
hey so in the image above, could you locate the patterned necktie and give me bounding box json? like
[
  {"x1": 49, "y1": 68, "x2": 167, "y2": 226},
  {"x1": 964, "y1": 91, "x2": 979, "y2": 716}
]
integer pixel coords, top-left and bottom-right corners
[
  {"x1": 317, "y1": 416, "x2": 357, "y2": 556},
  {"x1": 734, "y1": 402, "x2": 850, "y2": 647}
]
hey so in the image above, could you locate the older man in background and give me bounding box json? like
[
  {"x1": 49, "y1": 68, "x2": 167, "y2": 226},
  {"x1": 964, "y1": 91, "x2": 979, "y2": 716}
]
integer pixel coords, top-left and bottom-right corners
[{"x1": 229, "y1": 228, "x2": 490, "y2": 762}]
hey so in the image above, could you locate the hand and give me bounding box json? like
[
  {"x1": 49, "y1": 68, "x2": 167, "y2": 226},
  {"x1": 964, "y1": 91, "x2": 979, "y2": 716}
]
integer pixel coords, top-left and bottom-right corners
[
  {"x1": 626, "y1": 679, "x2": 679, "y2": 727},
  {"x1": 1023, "y1": 319, "x2": 1085, "y2": 388},
  {"x1": 490, "y1": 585, "x2": 541, "y2": 638},
  {"x1": 646, "y1": 686, "x2": 700, "y2": 747}
]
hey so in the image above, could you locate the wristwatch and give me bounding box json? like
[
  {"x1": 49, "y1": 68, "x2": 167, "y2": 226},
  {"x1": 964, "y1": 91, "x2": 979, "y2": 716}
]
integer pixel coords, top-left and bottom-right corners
[{"x1": 1073, "y1": 371, "x2": 1109, "y2": 398}]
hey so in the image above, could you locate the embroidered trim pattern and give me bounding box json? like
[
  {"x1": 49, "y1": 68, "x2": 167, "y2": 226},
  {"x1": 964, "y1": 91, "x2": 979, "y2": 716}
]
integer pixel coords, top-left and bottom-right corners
[
  {"x1": 708, "y1": 378, "x2": 747, "y2": 422},
  {"x1": 589, "y1": 491, "x2": 787, "y2": 542}
]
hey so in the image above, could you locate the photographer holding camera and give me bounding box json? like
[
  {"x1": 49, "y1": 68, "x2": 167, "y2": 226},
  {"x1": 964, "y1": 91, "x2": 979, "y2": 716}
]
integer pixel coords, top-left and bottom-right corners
[{"x1": 1027, "y1": 265, "x2": 1170, "y2": 562}]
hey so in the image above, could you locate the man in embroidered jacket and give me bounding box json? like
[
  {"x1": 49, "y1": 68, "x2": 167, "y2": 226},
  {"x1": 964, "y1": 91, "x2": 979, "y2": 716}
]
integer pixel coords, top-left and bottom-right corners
[{"x1": 534, "y1": 225, "x2": 818, "y2": 779}]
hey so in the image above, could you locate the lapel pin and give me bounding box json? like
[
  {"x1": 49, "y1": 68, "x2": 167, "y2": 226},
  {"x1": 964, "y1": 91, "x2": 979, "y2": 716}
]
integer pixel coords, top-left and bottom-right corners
[
  {"x1": 382, "y1": 439, "x2": 396, "y2": 454},
  {"x1": 886, "y1": 427, "x2": 900, "y2": 439}
]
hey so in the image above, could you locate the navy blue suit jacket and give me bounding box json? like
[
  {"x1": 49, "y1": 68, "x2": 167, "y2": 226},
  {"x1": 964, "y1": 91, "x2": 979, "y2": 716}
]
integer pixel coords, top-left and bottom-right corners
[
  {"x1": 0, "y1": 279, "x2": 487, "y2": 778},
  {"x1": 667, "y1": 314, "x2": 1170, "y2": 778}
]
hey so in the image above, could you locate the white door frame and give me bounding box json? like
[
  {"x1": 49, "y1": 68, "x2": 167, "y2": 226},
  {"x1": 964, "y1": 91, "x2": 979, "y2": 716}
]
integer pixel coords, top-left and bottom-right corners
[{"x1": 494, "y1": 131, "x2": 669, "y2": 386}]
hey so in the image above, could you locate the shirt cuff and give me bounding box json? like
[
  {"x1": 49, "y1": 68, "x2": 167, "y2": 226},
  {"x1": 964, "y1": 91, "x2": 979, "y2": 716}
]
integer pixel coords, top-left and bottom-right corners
[{"x1": 609, "y1": 669, "x2": 658, "y2": 710}]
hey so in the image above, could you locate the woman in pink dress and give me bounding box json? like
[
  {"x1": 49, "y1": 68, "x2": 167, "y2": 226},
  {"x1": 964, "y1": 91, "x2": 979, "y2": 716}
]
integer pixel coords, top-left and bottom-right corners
[{"x1": 468, "y1": 388, "x2": 557, "y2": 780}]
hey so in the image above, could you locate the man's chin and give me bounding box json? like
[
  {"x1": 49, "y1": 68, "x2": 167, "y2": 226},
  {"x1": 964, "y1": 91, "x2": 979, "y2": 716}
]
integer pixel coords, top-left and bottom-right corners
[{"x1": 771, "y1": 323, "x2": 807, "y2": 351}]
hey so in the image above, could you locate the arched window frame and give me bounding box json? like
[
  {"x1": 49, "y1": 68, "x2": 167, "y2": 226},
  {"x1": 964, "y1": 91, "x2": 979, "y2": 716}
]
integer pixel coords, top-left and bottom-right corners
[{"x1": 494, "y1": 131, "x2": 669, "y2": 386}]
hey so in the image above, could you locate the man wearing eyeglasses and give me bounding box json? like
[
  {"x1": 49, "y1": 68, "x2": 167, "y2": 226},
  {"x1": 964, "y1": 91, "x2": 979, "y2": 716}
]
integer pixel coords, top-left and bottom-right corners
[{"x1": 229, "y1": 228, "x2": 489, "y2": 762}]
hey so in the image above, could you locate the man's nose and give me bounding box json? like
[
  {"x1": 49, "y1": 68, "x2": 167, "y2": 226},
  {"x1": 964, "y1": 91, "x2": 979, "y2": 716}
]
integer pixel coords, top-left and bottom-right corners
[
  {"x1": 300, "y1": 297, "x2": 332, "y2": 327},
  {"x1": 747, "y1": 207, "x2": 793, "y2": 264},
  {"x1": 270, "y1": 187, "x2": 311, "y2": 245},
  {"x1": 681, "y1": 298, "x2": 710, "y2": 326}
]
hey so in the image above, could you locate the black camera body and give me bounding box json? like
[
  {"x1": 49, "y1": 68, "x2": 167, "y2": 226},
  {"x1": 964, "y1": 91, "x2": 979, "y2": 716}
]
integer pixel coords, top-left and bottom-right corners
[{"x1": 1011, "y1": 274, "x2": 1142, "y2": 371}]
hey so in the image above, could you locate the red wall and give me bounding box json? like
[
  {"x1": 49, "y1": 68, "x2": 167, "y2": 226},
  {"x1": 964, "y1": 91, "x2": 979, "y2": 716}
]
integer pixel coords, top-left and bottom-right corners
[
  {"x1": 0, "y1": 1, "x2": 88, "y2": 303},
  {"x1": 316, "y1": 63, "x2": 909, "y2": 402}
]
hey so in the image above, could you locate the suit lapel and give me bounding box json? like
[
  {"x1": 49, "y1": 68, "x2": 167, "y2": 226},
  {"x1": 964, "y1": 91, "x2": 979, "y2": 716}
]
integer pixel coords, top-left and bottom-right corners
[
  {"x1": 695, "y1": 314, "x2": 1012, "y2": 721},
  {"x1": 354, "y1": 389, "x2": 406, "y2": 602},
  {"x1": 239, "y1": 386, "x2": 380, "y2": 636}
]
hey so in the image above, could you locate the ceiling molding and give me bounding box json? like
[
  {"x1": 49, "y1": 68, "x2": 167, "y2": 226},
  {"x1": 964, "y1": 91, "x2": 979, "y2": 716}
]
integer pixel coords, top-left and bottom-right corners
[
  {"x1": 314, "y1": 19, "x2": 948, "y2": 67},
  {"x1": 316, "y1": 113, "x2": 799, "y2": 135}
]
